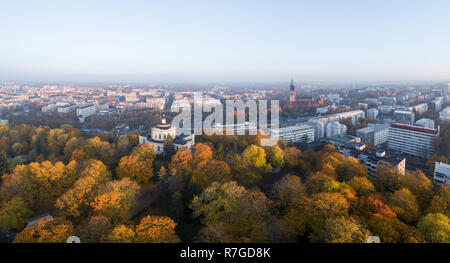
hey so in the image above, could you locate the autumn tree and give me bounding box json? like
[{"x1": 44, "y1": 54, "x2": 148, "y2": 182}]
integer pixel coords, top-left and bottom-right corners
[
  {"x1": 305, "y1": 172, "x2": 334, "y2": 195},
  {"x1": 271, "y1": 174, "x2": 305, "y2": 211},
  {"x1": 191, "y1": 159, "x2": 232, "y2": 192},
  {"x1": 283, "y1": 147, "x2": 302, "y2": 169},
  {"x1": 13, "y1": 217, "x2": 75, "y2": 243},
  {"x1": 78, "y1": 215, "x2": 113, "y2": 243},
  {"x1": 105, "y1": 224, "x2": 136, "y2": 243},
  {"x1": 91, "y1": 178, "x2": 140, "y2": 224},
  {"x1": 135, "y1": 215, "x2": 180, "y2": 243},
  {"x1": 367, "y1": 214, "x2": 425, "y2": 243},
  {"x1": 191, "y1": 181, "x2": 272, "y2": 242},
  {"x1": 354, "y1": 194, "x2": 397, "y2": 219},
  {"x1": 335, "y1": 157, "x2": 368, "y2": 181},
  {"x1": 309, "y1": 216, "x2": 371, "y2": 243},
  {"x1": 399, "y1": 170, "x2": 433, "y2": 212},
  {"x1": 56, "y1": 160, "x2": 112, "y2": 220},
  {"x1": 376, "y1": 164, "x2": 402, "y2": 193},
  {"x1": 304, "y1": 192, "x2": 350, "y2": 226},
  {"x1": 169, "y1": 147, "x2": 193, "y2": 179},
  {"x1": 117, "y1": 143, "x2": 155, "y2": 184}
]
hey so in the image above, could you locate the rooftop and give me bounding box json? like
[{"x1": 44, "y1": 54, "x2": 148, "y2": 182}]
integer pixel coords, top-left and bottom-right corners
[{"x1": 390, "y1": 122, "x2": 438, "y2": 135}]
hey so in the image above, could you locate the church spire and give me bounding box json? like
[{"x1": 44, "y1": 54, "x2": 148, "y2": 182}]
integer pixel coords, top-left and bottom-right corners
[{"x1": 290, "y1": 78, "x2": 295, "y2": 91}]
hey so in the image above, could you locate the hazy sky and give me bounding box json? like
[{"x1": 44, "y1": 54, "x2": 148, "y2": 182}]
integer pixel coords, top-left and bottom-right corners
[{"x1": 1, "y1": 0, "x2": 450, "y2": 82}]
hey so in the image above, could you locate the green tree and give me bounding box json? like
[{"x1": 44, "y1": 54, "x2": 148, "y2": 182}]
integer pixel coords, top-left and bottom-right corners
[
  {"x1": 417, "y1": 213, "x2": 450, "y2": 243},
  {"x1": 0, "y1": 197, "x2": 33, "y2": 231},
  {"x1": 367, "y1": 214, "x2": 425, "y2": 243},
  {"x1": 0, "y1": 150, "x2": 10, "y2": 177},
  {"x1": 427, "y1": 185, "x2": 450, "y2": 217},
  {"x1": 390, "y1": 188, "x2": 421, "y2": 225},
  {"x1": 376, "y1": 164, "x2": 402, "y2": 193},
  {"x1": 11, "y1": 142, "x2": 23, "y2": 156},
  {"x1": 242, "y1": 145, "x2": 267, "y2": 168},
  {"x1": 347, "y1": 176, "x2": 375, "y2": 196},
  {"x1": 268, "y1": 145, "x2": 285, "y2": 169}
]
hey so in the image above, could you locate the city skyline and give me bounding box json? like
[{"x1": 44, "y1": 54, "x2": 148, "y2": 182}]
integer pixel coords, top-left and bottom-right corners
[{"x1": 1, "y1": 0, "x2": 450, "y2": 82}]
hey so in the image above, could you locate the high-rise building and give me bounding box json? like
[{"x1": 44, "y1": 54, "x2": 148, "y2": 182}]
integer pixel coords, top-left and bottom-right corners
[
  {"x1": 289, "y1": 78, "x2": 296, "y2": 103},
  {"x1": 388, "y1": 123, "x2": 438, "y2": 159}
]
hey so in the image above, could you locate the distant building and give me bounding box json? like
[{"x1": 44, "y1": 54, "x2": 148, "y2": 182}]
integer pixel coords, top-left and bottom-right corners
[
  {"x1": 307, "y1": 110, "x2": 364, "y2": 140},
  {"x1": 316, "y1": 106, "x2": 329, "y2": 114},
  {"x1": 57, "y1": 103, "x2": 76, "y2": 113},
  {"x1": 138, "y1": 116, "x2": 195, "y2": 155},
  {"x1": 366, "y1": 108, "x2": 379, "y2": 120},
  {"x1": 434, "y1": 162, "x2": 450, "y2": 186},
  {"x1": 306, "y1": 119, "x2": 327, "y2": 141},
  {"x1": 431, "y1": 97, "x2": 443, "y2": 111},
  {"x1": 0, "y1": 119, "x2": 8, "y2": 124},
  {"x1": 415, "y1": 118, "x2": 435, "y2": 129},
  {"x1": 326, "y1": 122, "x2": 347, "y2": 138},
  {"x1": 289, "y1": 79, "x2": 296, "y2": 103},
  {"x1": 76, "y1": 104, "x2": 95, "y2": 119},
  {"x1": 358, "y1": 102, "x2": 368, "y2": 110},
  {"x1": 413, "y1": 103, "x2": 428, "y2": 114},
  {"x1": 439, "y1": 107, "x2": 450, "y2": 121},
  {"x1": 379, "y1": 97, "x2": 397, "y2": 106},
  {"x1": 270, "y1": 124, "x2": 315, "y2": 144},
  {"x1": 378, "y1": 105, "x2": 393, "y2": 114},
  {"x1": 388, "y1": 123, "x2": 438, "y2": 159},
  {"x1": 394, "y1": 110, "x2": 415, "y2": 125},
  {"x1": 326, "y1": 135, "x2": 361, "y2": 150}
]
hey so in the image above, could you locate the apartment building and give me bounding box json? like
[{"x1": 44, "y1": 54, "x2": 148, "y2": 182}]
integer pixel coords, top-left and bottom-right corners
[{"x1": 388, "y1": 123, "x2": 438, "y2": 159}]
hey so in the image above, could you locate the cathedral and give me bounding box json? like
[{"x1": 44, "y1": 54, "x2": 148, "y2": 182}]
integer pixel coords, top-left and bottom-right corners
[
  {"x1": 138, "y1": 115, "x2": 195, "y2": 155},
  {"x1": 289, "y1": 78, "x2": 296, "y2": 103}
]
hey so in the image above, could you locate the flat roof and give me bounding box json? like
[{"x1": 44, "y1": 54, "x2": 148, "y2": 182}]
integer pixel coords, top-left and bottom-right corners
[{"x1": 391, "y1": 123, "x2": 438, "y2": 135}]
